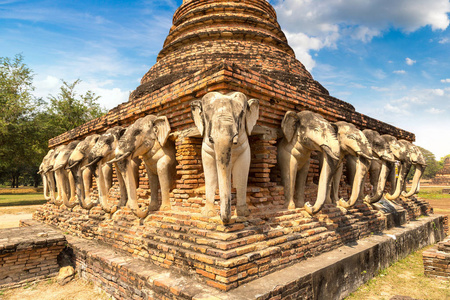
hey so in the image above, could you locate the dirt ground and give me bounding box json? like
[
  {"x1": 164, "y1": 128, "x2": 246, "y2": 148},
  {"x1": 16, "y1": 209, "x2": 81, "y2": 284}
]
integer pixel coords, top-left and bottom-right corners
[
  {"x1": 0, "y1": 205, "x2": 36, "y2": 229},
  {"x1": 0, "y1": 277, "x2": 110, "y2": 300}
]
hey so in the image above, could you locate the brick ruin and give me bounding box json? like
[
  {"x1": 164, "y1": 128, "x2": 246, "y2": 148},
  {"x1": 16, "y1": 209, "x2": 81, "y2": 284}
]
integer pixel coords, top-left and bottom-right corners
[
  {"x1": 433, "y1": 157, "x2": 450, "y2": 185},
  {"x1": 33, "y1": 0, "x2": 438, "y2": 294}
]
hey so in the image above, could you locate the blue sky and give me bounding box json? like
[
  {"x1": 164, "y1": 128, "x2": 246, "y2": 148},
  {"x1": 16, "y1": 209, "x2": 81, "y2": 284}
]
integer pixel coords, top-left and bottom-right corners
[{"x1": 1, "y1": 0, "x2": 450, "y2": 159}]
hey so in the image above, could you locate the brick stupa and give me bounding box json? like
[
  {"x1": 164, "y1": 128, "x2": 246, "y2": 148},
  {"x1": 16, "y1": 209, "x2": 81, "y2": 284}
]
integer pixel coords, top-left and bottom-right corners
[
  {"x1": 35, "y1": 0, "x2": 431, "y2": 294},
  {"x1": 433, "y1": 157, "x2": 450, "y2": 185}
]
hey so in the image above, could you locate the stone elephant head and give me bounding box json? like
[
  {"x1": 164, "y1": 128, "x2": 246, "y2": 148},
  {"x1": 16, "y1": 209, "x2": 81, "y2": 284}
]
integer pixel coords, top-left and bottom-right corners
[
  {"x1": 362, "y1": 129, "x2": 396, "y2": 204},
  {"x1": 66, "y1": 134, "x2": 100, "y2": 209},
  {"x1": 382, "y1": 135, "x2": 412, "y2": 200},
  {"x1": 83, "y1": 126, "x2": 127, "y2": 213},
  {"x1": 191, "y1": 91, "x2": 259, "y2": 224},
  {"x1": 38, "y1": 149, "x2": 56, "y2": 202},
  {"x1": 330, "y1": 121, "x2": 373, "y2": 209},
  {"x1": 109, "y1": 115, "x2": 176, "y2": 218},
  {"x1": 52, "y1": 140, "x2": 80, "y2": 207},
  {"x1": 401, "y1": 142, "x2": 426, "y2": 198},
  {"x1": 278, "y1": 110, "x2": 340, "y2": 215}
]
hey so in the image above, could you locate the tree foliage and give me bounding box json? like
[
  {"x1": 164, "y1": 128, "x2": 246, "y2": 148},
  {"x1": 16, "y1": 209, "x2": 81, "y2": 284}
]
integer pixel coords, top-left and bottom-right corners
[
  {"x1": 0, "y1": 55, "x2": 107, "y2": 187},
  {"x1": 407, "y1": 146, "x2": 442, "y2": 180}
]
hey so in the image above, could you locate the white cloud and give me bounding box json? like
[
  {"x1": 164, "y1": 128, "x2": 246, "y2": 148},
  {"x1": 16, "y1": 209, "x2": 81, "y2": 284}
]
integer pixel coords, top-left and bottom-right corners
[
  {"x1": 371, "y1": 86, "x2": 390, "y2": 92},
  {"x1": 426, "y1": 107, "x2": 445, "y2": 114},
  {"x1": 384, "y1": 103, "x2": 411, "y2": 115},
  {"x1": 274, "y1": 0, "x2": 450, "y2": 69},
  {"x1": 393, "y1": 70, "x2": 406, "y2": 74},
  {"x1": 431, "y1": 88, "x2": 445, "y2": 96},
  {"x1": 406, "y1": 57, "x2": 416, "y2": 65},
  {"x1": 439, "y1": 37, "x2": 450, "y2": 44},
  {"x1": 441, "y1": 78, "x2": 450, "y2": 83}
]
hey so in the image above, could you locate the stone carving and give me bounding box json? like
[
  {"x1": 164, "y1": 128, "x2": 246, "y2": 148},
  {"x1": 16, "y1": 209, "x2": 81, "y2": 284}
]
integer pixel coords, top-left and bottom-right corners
[
  {"x1": 84, "y1": 126, "x2": 128, "y2": 213},
  {"x1": 38, "y1": 149, "x2": 56, "y2": 202},
  {"x1": 278, "y1": 110, "x2": 340, "y2": 215},
  {"x1": 108, "y1": 115, "x2": 175, "y2": 218},
  {"x1": 330, "y1": 122, "x2": 373, "y2": 209},
  {"x1": 52, "y1": 141, "x2": 80, "y2": 207},
  {"x1": 66, "y1": 134, "x2": 100, "y2": 209},
  {"x1": 382, "y1": 135, "x2": 412, "y2": 200},
  {"x1": 402, "y1": 143, "x2": 426, "y2": 197},
  {"x1": 191, "y1": 92, "x2": 259, "y2": 223},
  {"x1": 362, "y1": 129, "x2": 396, "y2": 204}
]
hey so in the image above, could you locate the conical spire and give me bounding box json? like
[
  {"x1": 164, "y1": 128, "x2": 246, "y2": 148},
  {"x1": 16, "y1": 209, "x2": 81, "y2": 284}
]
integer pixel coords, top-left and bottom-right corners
[{"x1": 140, "y1": 0, "x2": 321, "y2": 92}]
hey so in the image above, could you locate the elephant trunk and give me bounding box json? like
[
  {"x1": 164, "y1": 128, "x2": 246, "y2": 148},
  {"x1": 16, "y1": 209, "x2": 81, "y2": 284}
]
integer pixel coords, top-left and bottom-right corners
[
  {"x1": 118, "y1": 159, "x2": 147, "y2": 218},
  {"x1": 79, "y1": 166, "x2": 96, "y2": 210},
  {"x1": 402, "y1": 164, "x2": 425, "y2": 198},
  {"x1": 63, "y1": 171, "x2": 78, "y2": 209},
  {"x1": 305, "y1": 153, "x2": 336, "y2": 215},
  {"x1": 42, "y1": 174, "x2": 51, "y2": 201},
  {"x1": 385, "y1": 162, "x2": 410, "y2": 200},
  {"x1": 364, "y1": 161, "x2": 389, "y2": 204},
  {"x1": 217, "y1": 157, "x2": 232, "y2": 224},
  {"x1": 339, "y1": 156, "x2": 369, "y2": 208}
]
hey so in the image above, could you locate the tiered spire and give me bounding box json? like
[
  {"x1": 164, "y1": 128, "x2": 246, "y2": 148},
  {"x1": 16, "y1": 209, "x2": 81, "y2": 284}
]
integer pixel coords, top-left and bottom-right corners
[{"x1": 140, "y1": 0, "x2": 323, "y2": 93}]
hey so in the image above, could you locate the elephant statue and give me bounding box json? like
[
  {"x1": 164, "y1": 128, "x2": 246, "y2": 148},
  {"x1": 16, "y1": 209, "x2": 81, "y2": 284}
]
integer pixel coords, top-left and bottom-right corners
[
  {"x1": 278, "y1": 110, "x2": 340, "y2": 215},
  {"x1": 83, "y1": 126, "x2": 128, "y2": 213},
  {"x1": 382, "y1": 135, "x2": 412, "y2": 201},
  {"x1": 108, "y1": 115, "x2": 176, "y2": 218},
  {"x1": 362, "y1": 129, "x2": 396, "y2": 204},
  {"x1": 402, "y1": 144, "x2": 426, "y2": 197},
  {"x1": 38, "y1": 149, "x2": 56, "y2": 202},
  {"x1": 191, "y1": 91, "x2": 259, "y2": 224},
  {"x1": 66, "y1": 134, "x2": 100, "y2": 209},
  {"x1": 52, "y1": 140, "x2": 81, "y2": 207},
  {"x1": 328, "y1": 121, "x2": 373, "y2": 209}
]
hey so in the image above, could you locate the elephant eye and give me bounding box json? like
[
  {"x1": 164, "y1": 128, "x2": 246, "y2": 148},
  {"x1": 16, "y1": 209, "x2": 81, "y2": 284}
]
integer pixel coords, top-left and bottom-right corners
[
  {"x1": 133, "y1": 130, "x2": 141, "y2": 136},
  {"x1": 348, "y1": 134, "x2": 357, "y2": 140},
  {"x1": 314, "y1": 127, "x2": 322, "y2": 133}
]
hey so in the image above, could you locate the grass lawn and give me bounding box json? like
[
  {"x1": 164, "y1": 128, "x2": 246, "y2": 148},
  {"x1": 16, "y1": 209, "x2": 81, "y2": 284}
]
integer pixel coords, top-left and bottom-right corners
[
  {"x1": 347, "y1": 186, "x2": 450, "y2": 299},
  {"x1": 0, "y1": 193, "x2": 46, "y2": 207},
  {"x1": 346, "y1": 246, "x2": 450, "y2": 300}
]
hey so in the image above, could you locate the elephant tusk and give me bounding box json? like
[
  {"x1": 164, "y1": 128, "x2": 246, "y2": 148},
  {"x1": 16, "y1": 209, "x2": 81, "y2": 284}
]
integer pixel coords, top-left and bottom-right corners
[
  {"x1": 52, "y1": 164, "x2": 65, "y2": 171},
  {"x1": 381, "y1": 155, "x2": 396, "y2": 163},
  {"x1": 81, "y1": 156, "x2": 103, "y2": 171},
  {"x1": 320, "y1": 144, "x2": 340, "y2": 161},
  {"x1": 358, "y1": 151, "x2": 373, "y2": 160},
  {"x1": 107, "y1": 152, "x2": 131, "y2": 164},
  {"x1": 66, "y1": 160, "x2": 81, "y2": 170}
]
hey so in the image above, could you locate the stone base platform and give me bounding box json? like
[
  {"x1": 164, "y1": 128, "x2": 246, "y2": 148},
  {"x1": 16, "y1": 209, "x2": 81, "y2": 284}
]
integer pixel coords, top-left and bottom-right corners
[
  {"x1": 22, "y1": 214, "x2": 446, "y2": 299},
  {"x1": 33, "y1": 196, "x2": 433, "y2": 291}
]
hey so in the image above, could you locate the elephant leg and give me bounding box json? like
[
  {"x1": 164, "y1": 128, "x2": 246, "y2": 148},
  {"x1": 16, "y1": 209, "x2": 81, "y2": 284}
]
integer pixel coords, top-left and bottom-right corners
[
  {"x1": 48, "y1": 172, "x2": 57, "y2": 203},
  {"x1": 330, "y1": 162, "x2": 344, "y2": 204},
  {"x1": 156, "y1": 157, "x2": 173, "y2": 212},
  {"x1": 202, "y1": 150, "x2": 218, "y2": 218},
  {"x1": 339, "y1": 157, "x2": 369, "y2": 208},
  {"x1": 114, "y1": 163, "x2": 128, "y2": 209},
  {"x1": 294, "y1": 159, "x2": 310, "y2": 208},
  {"x1": 232, "y1": 147, "x2": 251, "y2": 217},
  {"x1": 148, "y1": 172, "x2": 160, "y2": 211}
]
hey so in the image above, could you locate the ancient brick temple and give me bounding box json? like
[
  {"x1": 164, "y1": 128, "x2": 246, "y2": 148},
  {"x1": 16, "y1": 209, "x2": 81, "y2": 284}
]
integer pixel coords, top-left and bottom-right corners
[
  {"x1": 34, "y1": 0, "x2": 435, "y2": 296},
  {"x1": 433, "y1": 157, "x2": 450, "y2": 185}
]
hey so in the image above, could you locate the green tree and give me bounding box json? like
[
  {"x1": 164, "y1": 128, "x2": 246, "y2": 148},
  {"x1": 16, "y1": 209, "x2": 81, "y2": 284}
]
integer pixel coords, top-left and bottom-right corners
[
  {"x1": 407, "y1": 146, "x2": 442, "y2": 180},
  {"x1": 0, "y1": 54, "x2": 42, "y2": 187},
  {"x1": 45, "y1": 79, "x2": 106, "y2": 134}
]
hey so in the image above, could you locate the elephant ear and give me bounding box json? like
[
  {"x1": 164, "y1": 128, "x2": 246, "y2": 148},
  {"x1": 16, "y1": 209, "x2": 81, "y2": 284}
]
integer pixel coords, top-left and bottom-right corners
[
  {"x1": 281, "y1": 111, "x2": 299, "y2": 142},
  {"x1": 246, "y1": 99, "x2": 260, "y2": 136},
  {"x1": 190, "y1": 100, "x2": 204, "y2": 136},
  {"x1": 153, "y1": 116, "x2": 171, "y2": 146}
]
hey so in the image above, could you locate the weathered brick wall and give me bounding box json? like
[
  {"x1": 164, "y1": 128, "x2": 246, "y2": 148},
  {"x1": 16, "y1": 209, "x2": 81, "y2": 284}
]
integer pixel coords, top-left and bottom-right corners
[
  {"x1": 0, "y1": 225, "x2": 65, "y2": 288},
  {"x1": 423, "y1": 235, "x2": 450, "y2": 280},
  {"x1": 33, "y1": 196, "x2": 434, "y2": 291}
]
